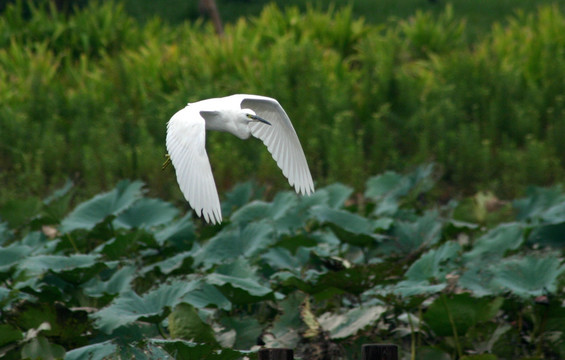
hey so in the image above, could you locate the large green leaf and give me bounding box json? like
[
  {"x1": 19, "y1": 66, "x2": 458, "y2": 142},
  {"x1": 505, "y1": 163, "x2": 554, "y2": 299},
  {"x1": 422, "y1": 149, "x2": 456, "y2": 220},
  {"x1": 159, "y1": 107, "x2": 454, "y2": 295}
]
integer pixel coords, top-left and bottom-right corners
[
  {"x1": 460, "y1": 255, "x2": 565, "y2": 298},
  {"x1": 154, "y1": 213, "x2": 195, "y2": 248},
  {"x1": 0, "y1": 286, "x2": 10, "y2": 301},
  {"x1": 387, "y1": 210, "x2": 442, "y2": 254},
  {"x1": 0, "y1": 323, "x2": 23, "y2": 347},
  {"x1": 365, "y1": 171, "x2": 405, "y2": 209},
  {"x1": 263, "y1": 292, "x2": 305, "y2": 348},
  {"x1": 0, "y1": 286, "x2": 23, "y2": 309},
  {"x1": 65, "y1": 341, "x2": 117, "y2": 360},
  {"x1": 513, "y1": 186, "x2": 565, "y2": 222},
  {"x1": 182, "y1": 280, "x2": 232, "y2": 311},
  {"x1": 238, "y1": 222, "x2": 275, "y2": 257},
  {"x1": 206, "y1": 273, "x2": 273, "y2": 304},
  {"x1": 323, "y1": 183, "x2": 354, "y2": 208},
  {"x1": 261, "y1": 247, "x2": 302, "y2": 270},
  {"x1": 392, "y1": 280, "x2": 447, "y2": 297},
  {"x1": 240, "y1": 188, "x2": 327, "y2": 235},
  {"x1": 220, "y1": 315, "x2": 263, "y2": 349},
  {"x1": 192, "y1": 228, "x2": 245, "y2": 267},
  {"x1": 271, "y1": 270, "x2": 317, "y2": 295},
  {"x1": 221, "y1": 181, "x2": 256, "y2": 217},
  {"x1": 319, "y1": 306, "x2": 385, "y2": 339},
  {"x1": 274, "y1": 233, "x2": 320, "y2": 254},
  {"x1": 309, "y1": 205, "x2": 378, "y2": 235},
  {"x1": 365, "y1": 164, "x2": 435, "y2": 216},
  {"x1": 60, "y1": 180, "x2": 144, "y2": 233},
  {"x1": 82, "y1": 264, "x2": 136, "y2": 297},
  {"x1": 458, "y1": 267, "x2": 498, "y2": 297},
  {"x1": 528, "y1": 222, "x2": 565, "y2": 248},
  {"x1": 22, "y1": 336, "x2": 66, "y2": 360},
  {"x1": 463, "y1": 223, "x2": 524, "y2": 262},
  {"x1": 205, "y1": 259, "x2": 273, "y2": 304},
  {"x1": 230, "y1": 200, "x2": 271, "y2": 224},
  {"x1": 0, "y1": 244, "x2": 32, "y2": 273},
  {"x1": 294, "y1": 187, "x2": 334, "y2": 209},
  {"x1": 150, "y1": 339, "x2": 249, "y2": 360},
  {"x1": 20, "y1": 231, "x2": 51, "y2": 254},
  {"x1": 538, "y1": 202, "x2": 565, "y2": 224},
  {"x1": 193, "y1": 222, "x2": 274, "y2": 267},
  {"x1": 113, "y1": 198, "x2": 179, "y2": 229},
  {"x1": 137, "y1": 342, "x2": 173, "y2": 359},
  {"x1": 93, "y1": 231, "x2": 156, "y2": 260},
  {"x1": 179, "y1": 281, "x2": 232, "y2": 311},
  {"x1": 405, "y1": 241, "x2": 460, "y2": 281},
  {"x1": 424, "y1": 294, "x2": 503, "y2": 337},
  {"x1": 491, "y1": 255, "x2": 564, "y2": 298},
  {"x1": 94, "y1": 280, "x2": 198, "y2": 333},
  {"x1": 267, "y1": 192, "x2": 300, "y2": 220},
  {"x1": 168, "y1": 303, "x2": 217, "y2": 344},
  {"x1": 230, "y1": 191, "x2": 310, "y2": 232},
  {"x1": 16, "y1": 254, "x2": 100, "y2": 279},
  {"x1": 143, "y1": 250, "x2": 194, "y2": 275}
]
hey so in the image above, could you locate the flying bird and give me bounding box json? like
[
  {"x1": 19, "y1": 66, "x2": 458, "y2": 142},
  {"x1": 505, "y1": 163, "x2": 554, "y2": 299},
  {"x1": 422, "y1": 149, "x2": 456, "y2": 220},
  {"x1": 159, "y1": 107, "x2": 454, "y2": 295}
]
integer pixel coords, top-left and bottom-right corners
[{"x1": 165, "y1": 94, "x2": 315, "y2": 224}]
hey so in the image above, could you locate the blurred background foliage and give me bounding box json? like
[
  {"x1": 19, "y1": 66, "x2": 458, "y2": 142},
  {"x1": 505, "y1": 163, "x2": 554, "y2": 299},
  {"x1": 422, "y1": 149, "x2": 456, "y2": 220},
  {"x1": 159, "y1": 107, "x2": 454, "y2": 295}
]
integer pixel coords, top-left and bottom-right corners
[
  {"x1": 3, "y1": 1, "x2": 565, "y2": 358},
  {"x1": 1, "y1": 0, "x2": 565, "y2": 205}
]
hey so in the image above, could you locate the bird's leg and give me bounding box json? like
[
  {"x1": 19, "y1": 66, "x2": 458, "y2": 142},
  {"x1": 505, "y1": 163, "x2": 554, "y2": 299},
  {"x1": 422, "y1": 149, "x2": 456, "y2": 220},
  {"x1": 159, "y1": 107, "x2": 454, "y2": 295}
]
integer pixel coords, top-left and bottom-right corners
[{"x1": 162, "y1": 154, "x2": 172, "y2": 170}]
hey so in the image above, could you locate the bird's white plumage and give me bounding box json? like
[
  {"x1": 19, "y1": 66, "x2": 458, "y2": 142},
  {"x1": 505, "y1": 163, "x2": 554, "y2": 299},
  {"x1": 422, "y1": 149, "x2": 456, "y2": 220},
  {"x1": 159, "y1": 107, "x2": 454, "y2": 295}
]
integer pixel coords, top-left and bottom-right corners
[
  {"x1": 241, "y1": 95, "x2": 314, "y2": 196},
  {"x1": 166, "y1": 107, "x2": 222, "y2": 224},
  {"x1": 166, "y1": 94, "x2": 314, "y2": 224}
]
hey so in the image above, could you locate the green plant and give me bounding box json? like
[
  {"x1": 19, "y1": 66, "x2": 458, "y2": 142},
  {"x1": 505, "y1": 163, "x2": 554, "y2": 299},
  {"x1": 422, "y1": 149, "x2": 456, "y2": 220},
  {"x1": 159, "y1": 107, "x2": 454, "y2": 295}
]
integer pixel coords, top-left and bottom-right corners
[
  {"x1": 2, "y1": 2, "x2": 565, "y2": 206},
  {"x1": 2, "y1": 166, "x2": 565, "y2": 359}
]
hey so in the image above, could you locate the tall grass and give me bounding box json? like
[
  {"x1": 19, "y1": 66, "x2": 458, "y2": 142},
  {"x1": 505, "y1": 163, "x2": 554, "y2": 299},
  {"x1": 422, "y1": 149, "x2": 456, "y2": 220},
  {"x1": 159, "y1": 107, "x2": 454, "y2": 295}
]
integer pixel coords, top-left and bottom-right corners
[{"x1": 1, "y1": 1, "x2": 564, "y2": 204}]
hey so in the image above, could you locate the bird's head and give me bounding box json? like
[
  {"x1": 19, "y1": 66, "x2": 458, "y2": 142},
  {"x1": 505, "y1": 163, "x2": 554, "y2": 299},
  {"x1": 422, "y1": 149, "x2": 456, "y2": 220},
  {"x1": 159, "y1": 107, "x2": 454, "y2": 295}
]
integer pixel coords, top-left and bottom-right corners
[{"x1": 242, "y1": 109, "x2": 271, "y2": 126}]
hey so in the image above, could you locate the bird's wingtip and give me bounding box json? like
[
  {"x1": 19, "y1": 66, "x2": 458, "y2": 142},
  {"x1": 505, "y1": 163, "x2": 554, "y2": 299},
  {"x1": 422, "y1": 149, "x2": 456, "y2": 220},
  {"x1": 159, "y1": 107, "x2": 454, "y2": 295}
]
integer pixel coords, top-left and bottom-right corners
[
  {"x1": 295, "y1": 183, "x2": 315, "y2": 196},
  {"x1": 200, "y1": 209, "x2": 222, "y2": 225}
]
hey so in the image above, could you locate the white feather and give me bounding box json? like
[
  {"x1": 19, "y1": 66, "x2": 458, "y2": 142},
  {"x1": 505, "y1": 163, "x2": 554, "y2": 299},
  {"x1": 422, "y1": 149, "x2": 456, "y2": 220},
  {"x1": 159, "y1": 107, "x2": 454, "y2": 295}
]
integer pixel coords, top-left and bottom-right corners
[{"x1": 166, "y1": 94, "x2": 314, "y2": 224}]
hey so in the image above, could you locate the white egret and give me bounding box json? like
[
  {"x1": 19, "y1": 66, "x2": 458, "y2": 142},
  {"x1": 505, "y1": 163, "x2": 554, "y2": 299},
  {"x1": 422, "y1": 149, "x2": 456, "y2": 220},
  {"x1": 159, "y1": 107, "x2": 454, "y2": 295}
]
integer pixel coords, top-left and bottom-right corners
[{"x1": 165, "y1": 94, "x2": 315, "y2": 224}]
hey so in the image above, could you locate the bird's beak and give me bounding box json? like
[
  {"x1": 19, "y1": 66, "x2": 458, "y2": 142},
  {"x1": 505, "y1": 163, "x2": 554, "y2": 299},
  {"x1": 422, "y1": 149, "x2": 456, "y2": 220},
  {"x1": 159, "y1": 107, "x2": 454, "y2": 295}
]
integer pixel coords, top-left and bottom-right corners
[{"x1": 251, "y1": 115, "x2": 271, "y2": 126}]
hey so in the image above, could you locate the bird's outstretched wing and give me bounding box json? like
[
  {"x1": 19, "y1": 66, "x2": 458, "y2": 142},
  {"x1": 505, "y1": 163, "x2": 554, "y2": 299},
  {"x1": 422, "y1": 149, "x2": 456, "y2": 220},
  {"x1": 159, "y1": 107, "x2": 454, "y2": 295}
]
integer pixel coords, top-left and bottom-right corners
[
  {"x1": 166, "y1": 106, "x2": 222, "y2": 224},
  {"x1": 238, "y1": 94, "x2": 315, "y2": 195}
]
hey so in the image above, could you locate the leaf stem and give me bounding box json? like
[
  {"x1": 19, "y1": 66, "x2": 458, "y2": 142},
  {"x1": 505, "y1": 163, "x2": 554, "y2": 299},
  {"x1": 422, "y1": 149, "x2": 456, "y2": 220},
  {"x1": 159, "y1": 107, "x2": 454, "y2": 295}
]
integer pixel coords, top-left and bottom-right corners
[
  {"x1": 407, "y1": 312, "x2": 416, "y2": 360},
  {"x1": 66, "y1": 233, "x2": 79, "y2": 253},
  {"x1": 418, "y1": 306, "x2": 423, "y2": 347},
  {"x1": 157, "y1": 323, "x2": 168, "y2": 339},
  {"x1": 441, "y1": 294, "x2": 462, "y2": 358}
]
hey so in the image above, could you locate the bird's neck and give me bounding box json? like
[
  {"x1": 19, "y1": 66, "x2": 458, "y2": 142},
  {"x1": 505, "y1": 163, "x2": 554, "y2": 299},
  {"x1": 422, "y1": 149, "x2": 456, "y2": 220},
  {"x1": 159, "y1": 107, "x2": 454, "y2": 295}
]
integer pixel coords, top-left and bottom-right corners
[{"x1": 203, "y1": 110, "x2": 251, "y2": 140}]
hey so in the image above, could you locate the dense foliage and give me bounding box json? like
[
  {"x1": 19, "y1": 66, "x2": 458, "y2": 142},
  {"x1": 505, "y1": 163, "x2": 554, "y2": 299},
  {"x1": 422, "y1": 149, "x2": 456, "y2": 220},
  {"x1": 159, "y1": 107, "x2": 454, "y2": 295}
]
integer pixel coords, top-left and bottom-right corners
[
  {"x1": 2, "y1": 2, "x2": 565, "y2": 359},
  {"x1": 4, "y1": 0, "x2": 562, "y2": 35},
  {"x1": 1, "y1": 1, "x2": 565, "y2": 204},
  {"x1": 2, "y1": 165, "x2": 565, "y2": 359}
]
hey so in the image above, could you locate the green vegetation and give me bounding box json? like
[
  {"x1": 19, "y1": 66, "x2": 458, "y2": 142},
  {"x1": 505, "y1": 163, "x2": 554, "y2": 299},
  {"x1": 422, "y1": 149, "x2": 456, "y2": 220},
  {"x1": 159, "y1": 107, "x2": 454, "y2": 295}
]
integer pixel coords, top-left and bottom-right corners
[
  {"x1": 107, "y1": 0, "x2": 565, "y2": 42},
  {"x1": 2, "y1": 166, "x2": 565, "y2": 359},
  {"x1": 7, "y1": 0, "x2": 562, "y2": 33},
  {"x1": 2, "y1": 2, "x2": 565, "y2": 358},
  {"x1": 1, "y1": 1, "x2": 565, "y2": 204}
]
